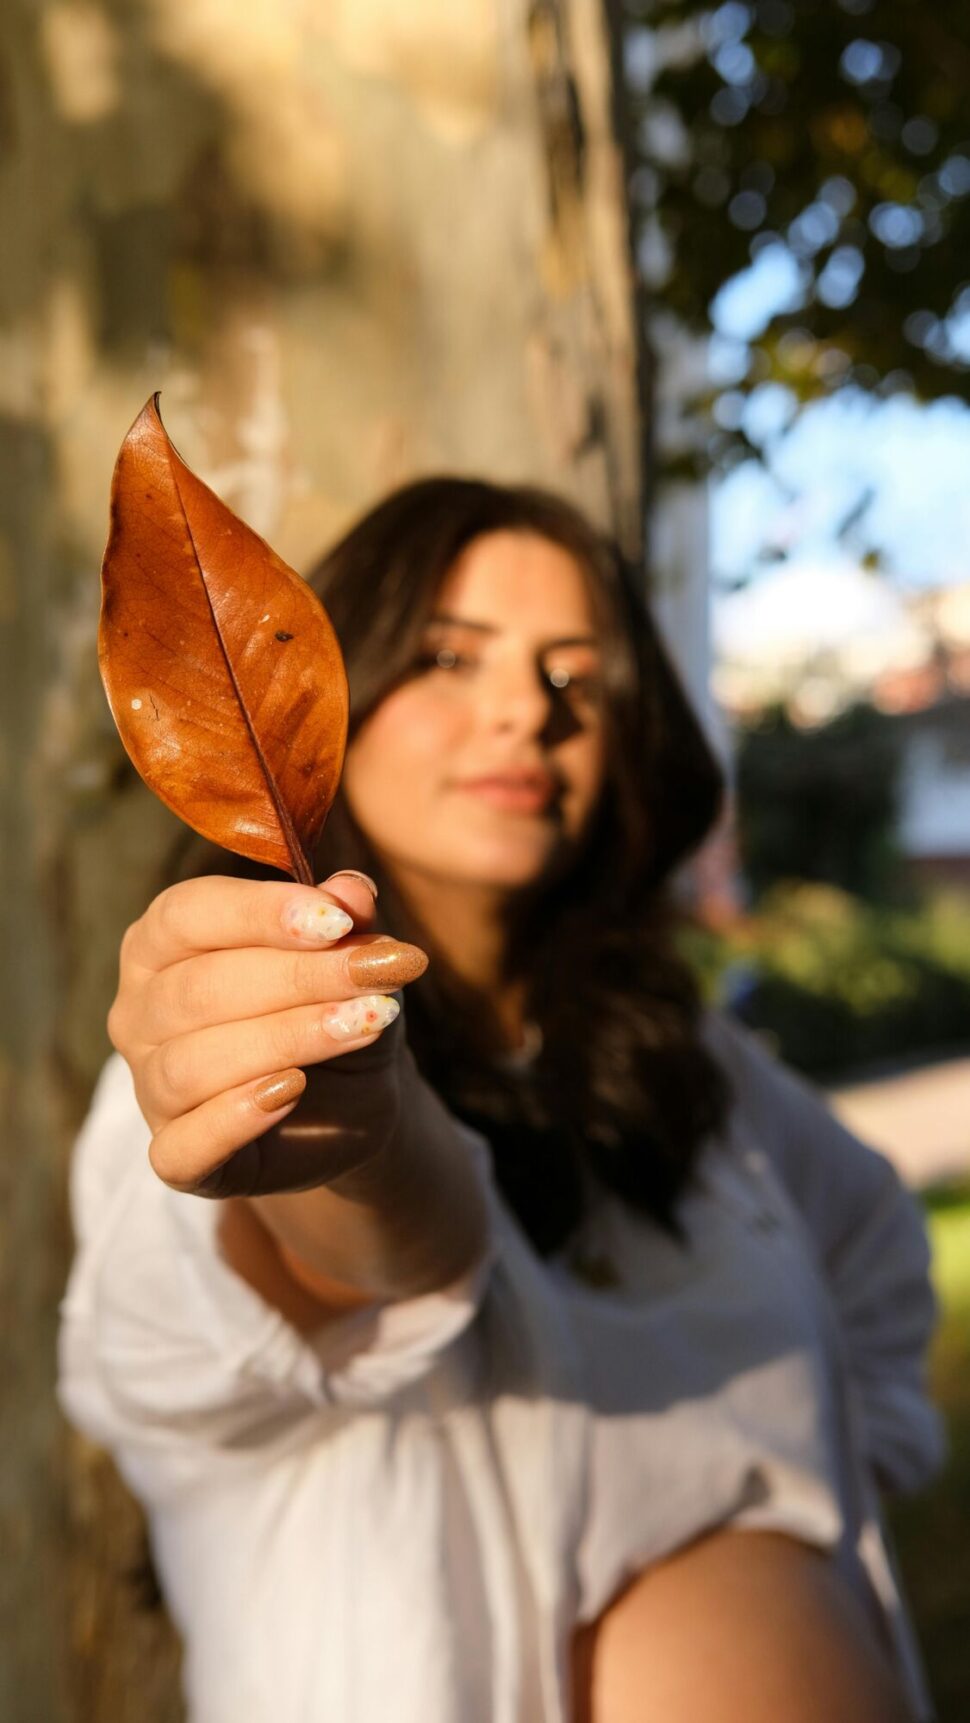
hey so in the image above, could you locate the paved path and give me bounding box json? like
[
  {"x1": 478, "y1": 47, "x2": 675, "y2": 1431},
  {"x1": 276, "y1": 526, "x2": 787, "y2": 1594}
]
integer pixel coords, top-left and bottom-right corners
[{"x1": 828, "y1": 1057, "x2": 970, "y2": 1190}]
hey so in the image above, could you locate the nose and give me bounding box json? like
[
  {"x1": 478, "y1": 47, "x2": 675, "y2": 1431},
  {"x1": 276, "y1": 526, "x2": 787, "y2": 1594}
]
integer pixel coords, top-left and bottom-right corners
[{"x1": 476, "y1": 656, "x2": 582, "y2": 748}]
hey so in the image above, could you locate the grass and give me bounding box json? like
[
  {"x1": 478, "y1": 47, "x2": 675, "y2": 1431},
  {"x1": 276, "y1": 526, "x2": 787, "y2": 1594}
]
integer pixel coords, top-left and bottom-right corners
[{"x1": 890, "y1": 1186, "x2": 970, "y2": 1722}]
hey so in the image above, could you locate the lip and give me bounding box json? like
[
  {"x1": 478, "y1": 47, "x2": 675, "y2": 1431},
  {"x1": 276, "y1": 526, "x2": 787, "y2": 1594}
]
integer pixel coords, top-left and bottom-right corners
[{"x1": 455, "y1": 774, "x2": 557, "y2": 813}]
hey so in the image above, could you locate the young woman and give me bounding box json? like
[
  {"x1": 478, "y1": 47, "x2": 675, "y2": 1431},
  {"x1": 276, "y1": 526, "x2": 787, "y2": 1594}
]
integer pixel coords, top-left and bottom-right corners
[{"x1": 59, "y1": 478, "x2": 942, "y2": 1722}]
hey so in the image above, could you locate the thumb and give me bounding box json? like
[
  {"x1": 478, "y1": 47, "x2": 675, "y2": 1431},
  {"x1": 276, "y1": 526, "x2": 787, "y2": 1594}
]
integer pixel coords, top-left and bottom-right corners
[{"x1": 316, "y1": 869, "x2": 380, "y2": 932}]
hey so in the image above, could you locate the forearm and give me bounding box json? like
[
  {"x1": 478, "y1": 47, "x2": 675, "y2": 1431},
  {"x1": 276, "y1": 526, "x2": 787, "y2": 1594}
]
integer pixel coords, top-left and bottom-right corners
[{"x1": 244, "y1": 1053, "x2": 491, "y2": 1302}]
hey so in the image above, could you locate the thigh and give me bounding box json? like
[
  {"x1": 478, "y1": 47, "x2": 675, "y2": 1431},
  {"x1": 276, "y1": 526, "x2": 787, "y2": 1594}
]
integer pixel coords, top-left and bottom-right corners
[{"x1": 569, "y1": 1528, "x2": 914, "y2": 1723}]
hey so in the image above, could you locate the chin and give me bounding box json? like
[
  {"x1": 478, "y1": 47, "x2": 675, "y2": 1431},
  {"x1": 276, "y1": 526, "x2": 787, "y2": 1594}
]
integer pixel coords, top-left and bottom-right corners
[{"x1": 450, "y1": 834, "x2": 572, "y2": 889}]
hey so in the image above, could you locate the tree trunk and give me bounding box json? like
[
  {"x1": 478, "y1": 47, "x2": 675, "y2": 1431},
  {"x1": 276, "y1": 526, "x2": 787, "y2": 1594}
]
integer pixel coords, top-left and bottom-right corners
[{"x1": 0, "y1": 2, "x2": 641, "y2": 1716}]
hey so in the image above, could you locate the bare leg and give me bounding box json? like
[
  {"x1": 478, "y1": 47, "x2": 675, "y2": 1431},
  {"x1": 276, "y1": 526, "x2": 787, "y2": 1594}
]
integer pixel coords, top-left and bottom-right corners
[{"x1": 570, "y1": 1529, "x2": 915, "y2": 1723}]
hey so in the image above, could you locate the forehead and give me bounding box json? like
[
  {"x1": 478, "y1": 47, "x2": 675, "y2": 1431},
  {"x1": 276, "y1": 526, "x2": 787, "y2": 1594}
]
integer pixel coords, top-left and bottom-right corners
[{"x1": 434, "y1": 530, "x2": 598, "y2": 636}]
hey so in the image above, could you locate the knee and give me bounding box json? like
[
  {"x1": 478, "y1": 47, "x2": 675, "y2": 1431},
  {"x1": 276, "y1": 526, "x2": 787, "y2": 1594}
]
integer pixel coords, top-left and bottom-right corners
[{"x1": 569, "y1": 1529, "x2": 913, "y2": 1723}]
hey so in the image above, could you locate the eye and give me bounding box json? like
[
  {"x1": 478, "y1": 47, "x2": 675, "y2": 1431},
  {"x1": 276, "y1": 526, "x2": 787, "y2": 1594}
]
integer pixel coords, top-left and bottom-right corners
[
  {"x1": 545, "y1": 665, "x2": 602, "y2": 706},
  {"x1": 412, "y1": 646, "x2": 476, "y2": 674}
]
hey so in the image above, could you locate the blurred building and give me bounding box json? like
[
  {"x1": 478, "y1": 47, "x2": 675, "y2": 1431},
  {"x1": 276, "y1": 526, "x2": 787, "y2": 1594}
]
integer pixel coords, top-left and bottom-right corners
[
  {"x1": 710, "y1": 569, "x2": 970, "y2": 894},
  {"x1": 895, "y1": 696, "x2": 970, "y2": 889}
]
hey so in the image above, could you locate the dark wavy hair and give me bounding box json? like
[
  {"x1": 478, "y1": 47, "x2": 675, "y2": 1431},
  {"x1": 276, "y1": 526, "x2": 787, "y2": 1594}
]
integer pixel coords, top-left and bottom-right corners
[{"x1": 167, "y1": 477, "x2": 731, "y2": 1255}]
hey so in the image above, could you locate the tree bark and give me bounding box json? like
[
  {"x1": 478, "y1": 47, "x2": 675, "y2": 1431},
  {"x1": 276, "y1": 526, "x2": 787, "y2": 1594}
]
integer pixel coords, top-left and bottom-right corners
[{"x1": 0, "y1": 2, "x2": 642, "y2": 1716}]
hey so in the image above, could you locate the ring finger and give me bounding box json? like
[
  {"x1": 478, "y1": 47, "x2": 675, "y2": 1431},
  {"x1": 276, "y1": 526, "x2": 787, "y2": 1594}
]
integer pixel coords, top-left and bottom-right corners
[{"x1": 141, "y1": 992, "x2": 403, "y2": 1126}]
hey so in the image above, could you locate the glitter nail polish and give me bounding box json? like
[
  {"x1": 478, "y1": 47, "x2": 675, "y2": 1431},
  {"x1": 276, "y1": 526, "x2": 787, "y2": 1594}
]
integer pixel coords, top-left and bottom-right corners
[
  {"x1": 253, "y1": 1069, "x2": 307, "y2": 1112},
  {"x1": 347, "y1": 942, "x2": 427, "y2": 989}
]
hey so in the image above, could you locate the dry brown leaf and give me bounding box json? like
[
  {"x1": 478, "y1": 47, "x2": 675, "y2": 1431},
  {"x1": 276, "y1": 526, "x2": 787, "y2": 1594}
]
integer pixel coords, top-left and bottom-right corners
[{"x1": 98, "y1": 394, "x2": 348, "y2": 883}]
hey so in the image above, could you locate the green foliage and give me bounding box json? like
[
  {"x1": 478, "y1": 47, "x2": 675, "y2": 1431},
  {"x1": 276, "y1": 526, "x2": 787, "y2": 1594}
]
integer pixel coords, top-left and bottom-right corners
[
  {"x1": 891, "y1": 1189, "x2": 970, "y2": 1723},
  {"x1": 681, "y1": 882, "x2": 970, "y2": 1077},
  {"x1": 734, "y1": 701, "x2": 904, "y2": 902},
  {"x1": 624, "y1": 1, "x2": 970, "y2": 469}
]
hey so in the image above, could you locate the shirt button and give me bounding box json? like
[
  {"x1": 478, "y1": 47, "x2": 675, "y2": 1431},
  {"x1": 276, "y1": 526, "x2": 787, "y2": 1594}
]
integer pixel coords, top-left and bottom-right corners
[{"x1": 753, "y1": 1209, "x2": 780, "y2": 1233}]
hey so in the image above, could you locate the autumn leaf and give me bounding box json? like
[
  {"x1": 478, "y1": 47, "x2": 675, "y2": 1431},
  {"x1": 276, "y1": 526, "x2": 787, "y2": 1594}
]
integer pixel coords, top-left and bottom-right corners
[{"x1": 98, "y1": 394, "x2": 349, "y2": 884}]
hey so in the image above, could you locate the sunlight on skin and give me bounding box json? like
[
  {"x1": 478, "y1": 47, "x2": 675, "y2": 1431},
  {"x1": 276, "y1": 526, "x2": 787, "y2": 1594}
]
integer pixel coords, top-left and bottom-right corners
[
  {"x1": 571, "y1": 1529, "x2": 913, "y2": 1723},
  {"x1": 342, "y1": 529, "x2": 608, "y2": 1003}
]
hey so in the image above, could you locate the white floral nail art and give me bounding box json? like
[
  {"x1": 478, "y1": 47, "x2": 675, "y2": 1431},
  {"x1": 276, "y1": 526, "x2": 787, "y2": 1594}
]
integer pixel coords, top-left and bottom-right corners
[
  {"x1": 322, "y1": 995, "x2": 400, "y2": 1040},
  {"x1": 282, "y1": 899, "x2": 354, "y2": 942}
]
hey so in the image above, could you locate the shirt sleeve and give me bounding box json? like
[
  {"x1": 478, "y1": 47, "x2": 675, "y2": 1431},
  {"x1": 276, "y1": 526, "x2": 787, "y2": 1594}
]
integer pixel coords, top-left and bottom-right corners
[
  {"x1": 701, "y1": 1008, "x2": 946, "y2": 1498},
  {"x1": 57, "y1": 1053, "x2": 496, "y2": 1500}
]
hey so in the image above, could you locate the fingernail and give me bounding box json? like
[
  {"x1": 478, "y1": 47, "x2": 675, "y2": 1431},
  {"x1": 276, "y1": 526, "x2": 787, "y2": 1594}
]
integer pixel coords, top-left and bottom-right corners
[
  {"x1": 322, "y1": 995, "x2": 400, "y2": 1041},
  {"x1": 328, "y1": 869, "x2": 379, "y2": 898},
  {"x1": 253, "y1": 1069, "x2": 307, "y2": 1112},
  {"x1": 282, "y1": 899, "x2": 354, "y2": 943},
  {"x1": 347, "y1": 941, "x2": 428, "y2": 989}
]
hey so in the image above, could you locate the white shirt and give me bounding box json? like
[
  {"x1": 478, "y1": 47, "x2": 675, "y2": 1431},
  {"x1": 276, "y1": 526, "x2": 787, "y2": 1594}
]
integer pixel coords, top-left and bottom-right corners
[{"x1": 58, "y1": 1009, "x2": 944, "y2": 1723}]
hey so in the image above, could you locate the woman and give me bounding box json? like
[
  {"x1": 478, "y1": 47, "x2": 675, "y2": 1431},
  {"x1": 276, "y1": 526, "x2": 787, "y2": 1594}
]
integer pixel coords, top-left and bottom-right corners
[{"x1": 59, "y1": 478, "x2": 942, "y2": 1722}]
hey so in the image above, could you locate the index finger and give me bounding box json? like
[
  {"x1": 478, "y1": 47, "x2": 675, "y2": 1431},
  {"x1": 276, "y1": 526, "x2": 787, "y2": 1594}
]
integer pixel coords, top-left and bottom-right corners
[{"x1": 128, "y1": 871, "x2": 380, "y2": 973}]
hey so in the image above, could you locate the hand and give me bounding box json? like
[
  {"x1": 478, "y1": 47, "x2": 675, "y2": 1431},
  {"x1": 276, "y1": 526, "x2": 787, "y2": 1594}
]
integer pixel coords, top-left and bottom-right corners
[{"x1": 107, "y1": 870, "x2": 428, "y2": 1198}]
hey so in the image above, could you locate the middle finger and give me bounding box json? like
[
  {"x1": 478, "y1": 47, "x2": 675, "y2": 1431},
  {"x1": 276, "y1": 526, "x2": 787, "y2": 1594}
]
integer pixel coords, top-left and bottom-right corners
[{"x1": 141, "y1": 936, "x2": 428, "y2": 1042}]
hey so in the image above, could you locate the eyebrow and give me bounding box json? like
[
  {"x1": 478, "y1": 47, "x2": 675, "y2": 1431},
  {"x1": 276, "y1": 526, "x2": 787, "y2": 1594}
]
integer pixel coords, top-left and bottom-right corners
[{"x1": 427, "y1": 611, "x2": 598, "y2": 650}]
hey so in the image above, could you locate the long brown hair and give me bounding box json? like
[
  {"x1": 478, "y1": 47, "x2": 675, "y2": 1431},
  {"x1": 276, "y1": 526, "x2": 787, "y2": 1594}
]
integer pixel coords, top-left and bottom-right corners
[{"x1": 170, "y1": 477, "x2": 731, "y2": 1253}]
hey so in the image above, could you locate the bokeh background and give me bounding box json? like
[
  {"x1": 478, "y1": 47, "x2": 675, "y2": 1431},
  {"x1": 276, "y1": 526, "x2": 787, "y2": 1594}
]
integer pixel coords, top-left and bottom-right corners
[{"x1": 2, "y1": 2, "x2": 968, "y2": 1718}]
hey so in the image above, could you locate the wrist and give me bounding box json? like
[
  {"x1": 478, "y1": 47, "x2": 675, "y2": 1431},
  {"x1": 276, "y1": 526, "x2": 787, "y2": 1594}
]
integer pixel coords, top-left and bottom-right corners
[{"x1": 248, "y1": 1057, "x2": 491, "y2": 1302}]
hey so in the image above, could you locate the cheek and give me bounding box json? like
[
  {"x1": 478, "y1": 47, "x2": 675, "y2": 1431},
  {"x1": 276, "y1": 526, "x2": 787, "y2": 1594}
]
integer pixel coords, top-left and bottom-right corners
[
  {"x1": 344, "y1": 688, "x2": 459, "y2": 805},
  {"x1": 565, "y1": 724, "x2": 607, "y2": 815}
]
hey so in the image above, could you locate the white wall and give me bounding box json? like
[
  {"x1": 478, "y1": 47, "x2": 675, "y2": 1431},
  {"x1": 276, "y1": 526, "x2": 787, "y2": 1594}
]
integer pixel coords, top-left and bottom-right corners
[{"x1": 898, "y1": 729, "x2": 970, "y2": 858}]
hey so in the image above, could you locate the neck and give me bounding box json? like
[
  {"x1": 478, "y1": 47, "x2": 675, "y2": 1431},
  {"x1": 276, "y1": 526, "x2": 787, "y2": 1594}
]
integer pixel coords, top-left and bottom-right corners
[{"x1": 381, "y1": 862, "x2": 531, "y2": 1049}]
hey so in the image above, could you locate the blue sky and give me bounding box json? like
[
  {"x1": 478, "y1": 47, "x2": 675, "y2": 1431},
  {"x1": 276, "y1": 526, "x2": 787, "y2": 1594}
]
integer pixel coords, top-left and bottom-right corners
[{"x1": 708, "y1": 244, "x2": 970, "y2": 593}]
